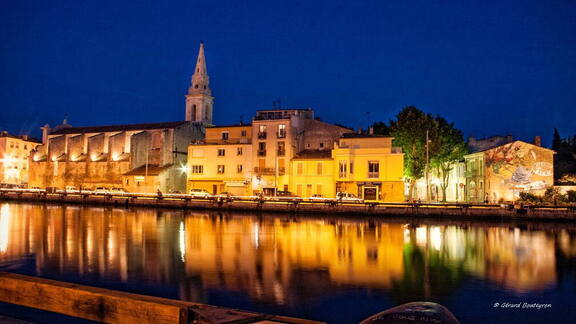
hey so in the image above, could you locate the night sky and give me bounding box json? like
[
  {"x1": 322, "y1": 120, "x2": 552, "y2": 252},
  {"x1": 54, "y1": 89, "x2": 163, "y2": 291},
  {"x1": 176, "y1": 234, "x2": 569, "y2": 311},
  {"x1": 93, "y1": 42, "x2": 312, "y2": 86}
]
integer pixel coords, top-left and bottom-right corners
[{"x1": 1, "y1": 0, "x2": 575, "y2": 145}]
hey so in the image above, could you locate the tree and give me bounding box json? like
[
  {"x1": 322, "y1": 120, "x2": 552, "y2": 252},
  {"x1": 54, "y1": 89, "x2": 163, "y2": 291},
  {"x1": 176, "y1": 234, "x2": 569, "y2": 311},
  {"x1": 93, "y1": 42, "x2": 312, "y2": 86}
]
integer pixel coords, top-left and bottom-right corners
[
  {"x1": 371, "y1": 121, "x2": 390, "y2": 136},
  {"x1": 389, "y1": 106, "x2": 434, "y2": 200},
  {"x1": 552, "y1": 128, "x2": 563, "y2": 151},
  {"x1": 552, "y1": 128, "x2": 576, "y2": 181},
  {"x1": 429, "y1": 117, "x2": 468, "y2": 202}
]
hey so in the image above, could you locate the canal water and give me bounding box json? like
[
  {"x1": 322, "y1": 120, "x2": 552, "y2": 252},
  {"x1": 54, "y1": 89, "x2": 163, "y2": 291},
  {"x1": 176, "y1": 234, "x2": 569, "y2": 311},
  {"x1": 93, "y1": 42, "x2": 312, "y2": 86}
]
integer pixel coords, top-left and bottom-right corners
[{"x1": 0, "y1": 202, "x2": 575, "y2": 324}]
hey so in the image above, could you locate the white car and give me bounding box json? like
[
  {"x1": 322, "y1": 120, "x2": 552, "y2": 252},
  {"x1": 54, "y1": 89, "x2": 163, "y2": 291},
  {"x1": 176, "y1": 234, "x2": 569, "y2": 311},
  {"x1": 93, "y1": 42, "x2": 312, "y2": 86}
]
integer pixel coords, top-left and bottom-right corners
[
  {"x1": 307, "y1": 194, "x2": 334, "y2": 202},
  {"x1": 188, "y1": 188, "x2": 211, "y2": 198},
  {"x1": 64, "y1": 186, "x2": 80, "y2": 193},
  {"x1": 337, "y1": 192, "x2": 364, "y2": 203},
  {"x1": 109, "y1": 188, "x2": 128, "y2": 195},
  {"x1": 93, "y1": 187, "x2": 109, "y2": 194}
]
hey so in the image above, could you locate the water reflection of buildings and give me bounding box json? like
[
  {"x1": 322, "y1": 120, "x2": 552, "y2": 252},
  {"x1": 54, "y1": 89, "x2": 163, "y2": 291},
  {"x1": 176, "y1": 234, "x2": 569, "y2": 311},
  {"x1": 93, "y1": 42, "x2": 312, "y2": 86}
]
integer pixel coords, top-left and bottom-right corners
[
  {"x1": 404, "y1": 225, "x2": 560, "y2": 293},
  {"x1": 1, "y1": 202, "x2": 575, "y2": 307},
  {"x1": 182, "y1": 217, "x2": 405, "y2": 305}
]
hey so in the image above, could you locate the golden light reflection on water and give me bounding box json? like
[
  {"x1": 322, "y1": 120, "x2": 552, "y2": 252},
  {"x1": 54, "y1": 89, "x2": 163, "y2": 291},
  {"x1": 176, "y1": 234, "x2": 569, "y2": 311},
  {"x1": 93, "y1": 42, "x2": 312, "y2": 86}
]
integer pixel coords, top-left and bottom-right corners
[{"x1": 0, "y1": 202, "x2": 575, "y2": 305}]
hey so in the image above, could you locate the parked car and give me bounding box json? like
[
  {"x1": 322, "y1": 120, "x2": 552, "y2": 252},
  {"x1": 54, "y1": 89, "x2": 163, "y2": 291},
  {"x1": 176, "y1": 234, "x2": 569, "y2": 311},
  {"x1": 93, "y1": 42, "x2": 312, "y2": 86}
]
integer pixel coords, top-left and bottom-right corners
[
  {"x1": 337, "y1": 192, "x2": 364, "y2": 203},
  {"x1": 93, "y1": 187, "x2": 109, "y2": 194},
  {"x1": 307, "y1": 194, "x2": 334, "y2": 202},
  {"x1": 188, "y1": 188, "x2": 211, "y2": 198},
  {"x1": 109, "y1": 188, "x2": 127, "y2": 194},
  {"x1": 64, "y1": 186, "x2": 80, "y2": 193},
  {"x1": 267, "y1": 191, "x2": 302, "y2": 201}
]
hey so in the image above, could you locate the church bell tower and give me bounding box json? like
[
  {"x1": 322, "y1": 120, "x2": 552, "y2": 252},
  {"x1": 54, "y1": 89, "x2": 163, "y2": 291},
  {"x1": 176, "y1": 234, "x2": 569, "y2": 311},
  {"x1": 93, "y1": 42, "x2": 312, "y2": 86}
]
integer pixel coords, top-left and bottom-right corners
[{"x1": 185, "y1": 43, "x2": 213, "y2": 124}]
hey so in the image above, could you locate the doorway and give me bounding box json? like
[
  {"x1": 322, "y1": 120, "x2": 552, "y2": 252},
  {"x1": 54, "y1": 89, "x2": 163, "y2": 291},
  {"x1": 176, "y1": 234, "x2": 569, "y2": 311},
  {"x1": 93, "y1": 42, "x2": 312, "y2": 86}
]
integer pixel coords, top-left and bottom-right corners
[{"x1": 363, "y1": 186, "x2": 378, "y2": 200}]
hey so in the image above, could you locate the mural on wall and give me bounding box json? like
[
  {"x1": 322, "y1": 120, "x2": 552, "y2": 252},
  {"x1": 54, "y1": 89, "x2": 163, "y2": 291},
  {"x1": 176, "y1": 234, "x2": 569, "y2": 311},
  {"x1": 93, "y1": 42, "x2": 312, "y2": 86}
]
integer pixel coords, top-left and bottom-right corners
[{"x1": 485, "y1": 142, "x2": 552, "y2": 197}]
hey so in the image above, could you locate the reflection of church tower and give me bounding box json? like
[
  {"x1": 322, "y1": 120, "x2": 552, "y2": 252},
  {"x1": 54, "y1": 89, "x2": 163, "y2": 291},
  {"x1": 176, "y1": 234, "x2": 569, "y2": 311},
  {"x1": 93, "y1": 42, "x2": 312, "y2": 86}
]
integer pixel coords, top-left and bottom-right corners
[{"x1": 185, "y1": 43, "x2": 213, "y2": 125}]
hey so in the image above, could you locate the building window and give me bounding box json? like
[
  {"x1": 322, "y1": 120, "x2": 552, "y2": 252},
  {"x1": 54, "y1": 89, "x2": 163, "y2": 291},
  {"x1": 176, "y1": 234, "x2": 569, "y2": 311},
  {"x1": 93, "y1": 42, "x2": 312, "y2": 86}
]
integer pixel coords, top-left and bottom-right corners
[
  {"x1": 317, "y1": 162, "x2": 323, "y2": 175},
  {"x1": 277, "y1": 142, "x2": 285, "y2": 156},
  {"x1": 24, "y1": 145, "x2": 27, "y2": 150},
  {"x1": 316, "y1": 184, "x2": 323, "y2": 196},
  {"x1": 191, "y1": 165, "x2": 204, "y2": 174},
  {"x1": 237, "y1": 164, "x2": 243, "y2": 173},
  {"x1": 368, "y1": 161, "x2": 379, "y2": 178},
  {"x1": 221, "y1": 132, "x2": 229, "y2": 140},
  {"x1": 258, "y1": 125, "x2": 267, "y2": 139},
  {"x1": 319, "y1": 142, "x2": 324, "y2": 148},
  {"x1": 278, "y1": 124, "x2": 286, "y2": 138},
  {"x1": 258, "y1": 142, "x2": 266, "y2": 156},
  {"x1": 237, "y1": 147, "x2": 243, "y2": 155},
  {"x1": 350, "y1": 162, "x2": 354, "y2": 174},
  {"x1": 217, "y1": 165, "x2": 225, "y2": 174},
  {"x1": 241, "y1": 130, "x2": 247, "y2": 137},
  {"x1": 296, "y1": 184, "x2": 303, "y2": 197},
  {"x1": 217, "y1": 148, "x2": 225, "y2": 156},
  {"x1": 297, "y1": 162, "x2": 303, "y2": 175},
  {"x1": 339, "y1": 161, "x2": 347, "y2": 178}
]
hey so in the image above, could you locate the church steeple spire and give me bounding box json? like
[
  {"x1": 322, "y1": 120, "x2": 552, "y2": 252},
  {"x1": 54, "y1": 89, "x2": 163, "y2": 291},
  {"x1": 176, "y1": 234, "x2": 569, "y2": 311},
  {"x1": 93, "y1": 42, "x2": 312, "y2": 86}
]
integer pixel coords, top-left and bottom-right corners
[{"x1": 186, "y1": 43, "x2": 213, "y2": 124}]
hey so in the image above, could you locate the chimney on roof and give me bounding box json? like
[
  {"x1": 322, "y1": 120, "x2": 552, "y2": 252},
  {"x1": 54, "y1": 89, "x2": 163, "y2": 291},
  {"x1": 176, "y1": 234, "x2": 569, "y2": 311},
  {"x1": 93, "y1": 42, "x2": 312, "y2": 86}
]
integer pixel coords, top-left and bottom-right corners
[
  {"x1": 41, "y1": 124, "x2": 50, "y2": 145},
  {"x1": 534, "y1": 135, "x2": 541, "y2": 147},
  {"x1": 369, "y1": 127, "x2": 374, "y2": 135}
]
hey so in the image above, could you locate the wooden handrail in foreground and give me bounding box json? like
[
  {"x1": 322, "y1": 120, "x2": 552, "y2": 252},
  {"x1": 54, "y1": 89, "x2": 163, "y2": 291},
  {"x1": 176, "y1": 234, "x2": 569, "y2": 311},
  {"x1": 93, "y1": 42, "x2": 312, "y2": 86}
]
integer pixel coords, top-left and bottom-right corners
[{"x1": 0, "y1": 271, "x2": 322, "y2": 324}]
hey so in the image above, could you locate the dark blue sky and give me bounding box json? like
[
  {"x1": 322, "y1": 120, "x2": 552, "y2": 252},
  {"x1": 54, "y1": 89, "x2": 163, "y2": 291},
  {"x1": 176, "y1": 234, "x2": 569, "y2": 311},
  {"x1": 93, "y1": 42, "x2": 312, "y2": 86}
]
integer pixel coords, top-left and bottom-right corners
[{"x1": 1, "y1": 0, "x2": 575, "y2": 145}]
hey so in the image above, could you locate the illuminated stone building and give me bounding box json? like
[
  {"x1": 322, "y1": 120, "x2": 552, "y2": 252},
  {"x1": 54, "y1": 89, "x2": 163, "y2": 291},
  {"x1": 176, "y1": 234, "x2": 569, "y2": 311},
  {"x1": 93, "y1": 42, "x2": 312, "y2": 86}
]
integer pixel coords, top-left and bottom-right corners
[
  {"x1": 187, "y1": 109, "x2": 353, "y2": 196},
  {"x1": 28, "y1": 43, "x2": 211, "y2": 192},
  {"x1": 188, "y1": 118, "x2": 406, "y2": 200},
  {"x1": 0, "y1": 131, "x2": 41, "y2": 186}
]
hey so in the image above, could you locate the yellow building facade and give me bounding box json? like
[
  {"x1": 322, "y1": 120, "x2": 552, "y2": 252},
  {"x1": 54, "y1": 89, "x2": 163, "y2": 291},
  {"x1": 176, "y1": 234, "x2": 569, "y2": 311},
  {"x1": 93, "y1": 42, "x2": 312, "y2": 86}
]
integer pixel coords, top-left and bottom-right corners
[
  {"x1": 0, "y1": 132, "x2": 40, "y2": 186},
  {"x1": 187, "y1": 125, "x2": 254, "y2": 195},
  {"x1": 187, "y1": 126, "x2": 405, "y2": 201},
  {"x1": 332, "y1": 135, "x2": 404, "y2": 201},
  {"x1": 290, "y1": 151, "x2": 335, "y2": 198}
]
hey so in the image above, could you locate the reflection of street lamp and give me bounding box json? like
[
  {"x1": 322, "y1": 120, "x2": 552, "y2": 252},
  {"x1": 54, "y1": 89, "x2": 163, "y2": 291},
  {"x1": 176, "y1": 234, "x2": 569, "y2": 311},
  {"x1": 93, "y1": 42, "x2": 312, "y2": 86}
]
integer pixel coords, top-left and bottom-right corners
[{"x1": 425, "y1": 130, "x2": 432, "y2": 202}]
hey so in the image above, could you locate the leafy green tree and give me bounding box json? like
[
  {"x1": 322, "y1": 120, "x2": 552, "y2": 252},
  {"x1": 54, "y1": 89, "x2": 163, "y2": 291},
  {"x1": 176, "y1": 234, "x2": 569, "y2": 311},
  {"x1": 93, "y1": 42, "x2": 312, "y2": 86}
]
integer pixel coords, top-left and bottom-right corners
[
  {"x1": 389, "y1": 106, "x2": 434, "y2": 200},
  {"x1": 429, "y1": 117, "x2": 468, "y2": 202},
  {"x1": 387, "y1": 107, "x2": 467, "y2": 201}
]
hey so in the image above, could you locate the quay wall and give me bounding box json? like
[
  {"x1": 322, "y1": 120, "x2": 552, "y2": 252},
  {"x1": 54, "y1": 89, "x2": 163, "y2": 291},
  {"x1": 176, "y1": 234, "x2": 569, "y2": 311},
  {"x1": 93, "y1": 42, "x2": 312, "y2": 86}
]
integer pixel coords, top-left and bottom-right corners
[{"x1": 1, "y1": 191, "x2": 575, "y2": 221}]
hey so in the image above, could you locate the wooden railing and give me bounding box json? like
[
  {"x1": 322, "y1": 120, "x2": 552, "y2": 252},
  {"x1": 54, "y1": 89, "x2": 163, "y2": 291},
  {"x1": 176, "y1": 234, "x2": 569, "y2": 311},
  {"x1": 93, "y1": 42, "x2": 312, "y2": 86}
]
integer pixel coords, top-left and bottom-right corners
[{"x1": 0, "y1": 271, "x2": 321, "y2": 324}]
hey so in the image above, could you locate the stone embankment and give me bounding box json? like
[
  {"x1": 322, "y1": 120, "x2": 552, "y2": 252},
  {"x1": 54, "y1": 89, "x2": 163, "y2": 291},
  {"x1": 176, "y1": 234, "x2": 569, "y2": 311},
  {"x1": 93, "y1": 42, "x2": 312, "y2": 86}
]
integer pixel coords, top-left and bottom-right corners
[{"x1": 1, "y1": 189, "x2": 575, "y2": 221}]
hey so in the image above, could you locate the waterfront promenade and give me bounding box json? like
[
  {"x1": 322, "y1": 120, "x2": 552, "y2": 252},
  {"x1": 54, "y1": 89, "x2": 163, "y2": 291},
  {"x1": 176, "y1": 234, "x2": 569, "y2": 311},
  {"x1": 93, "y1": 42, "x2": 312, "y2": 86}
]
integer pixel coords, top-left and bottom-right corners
[{"x1": 1, "y1": 188, "x2": 575, "y2": 221}]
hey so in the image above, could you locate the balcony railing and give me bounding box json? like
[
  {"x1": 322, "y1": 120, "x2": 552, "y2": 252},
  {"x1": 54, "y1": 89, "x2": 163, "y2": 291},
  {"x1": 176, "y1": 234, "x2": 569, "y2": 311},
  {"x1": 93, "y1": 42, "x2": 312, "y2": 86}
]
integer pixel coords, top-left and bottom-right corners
[
  {"x1": 254, "y1": 167, "x2": 285, "y2": 175},
  {"x1": 277, "y1": 149, "x2": 286, "y2": 156},
  {"x1": 257, "y1": 150, "x2": 267, "y2": 157},
  {"x1": 192, "y1": 139, "x2": 251, "y2": 145},
  {"x1": 277, "y1": 131, "x2": 286, "y2": 139},
  {"x1": 368, "y1": 172, "x2": 379, "y2": 178},
  {"x1": 257, "y1": 132, "x2": 267, "y2": 139}
]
